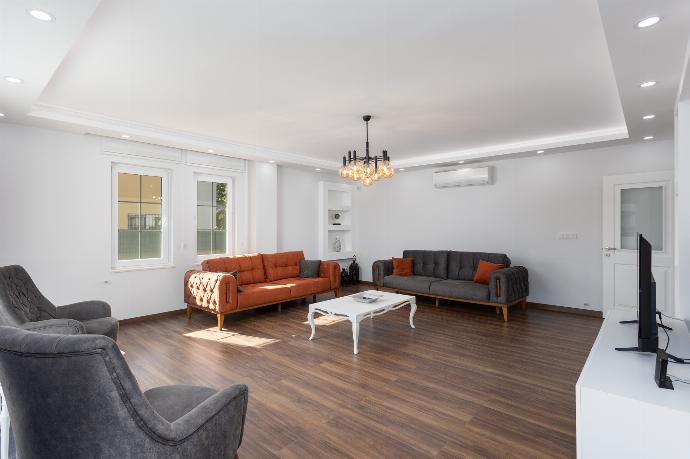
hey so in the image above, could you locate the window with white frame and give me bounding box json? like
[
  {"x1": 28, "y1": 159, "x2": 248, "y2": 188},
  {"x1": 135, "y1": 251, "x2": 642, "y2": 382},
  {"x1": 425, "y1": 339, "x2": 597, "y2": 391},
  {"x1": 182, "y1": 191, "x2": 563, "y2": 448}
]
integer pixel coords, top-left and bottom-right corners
[
  {"x1": 112, "y1": 164, "x2": 170, "y2": 268},
  {"x1": 196, "y1": 176, "x2": 232, "y2": 256}
]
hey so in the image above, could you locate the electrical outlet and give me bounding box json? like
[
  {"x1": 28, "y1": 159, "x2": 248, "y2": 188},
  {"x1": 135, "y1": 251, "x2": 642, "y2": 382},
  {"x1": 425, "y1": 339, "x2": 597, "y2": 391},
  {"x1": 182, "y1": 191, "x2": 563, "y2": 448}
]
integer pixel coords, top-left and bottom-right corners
[{"x1": 558, "y1": 232, "x2": 578, "y2": 240}]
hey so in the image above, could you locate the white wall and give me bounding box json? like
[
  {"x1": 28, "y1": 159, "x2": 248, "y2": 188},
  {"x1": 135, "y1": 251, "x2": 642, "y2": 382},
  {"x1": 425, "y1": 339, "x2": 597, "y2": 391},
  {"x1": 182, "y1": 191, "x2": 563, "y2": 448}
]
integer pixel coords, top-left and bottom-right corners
[
  {"x1": 276, "y1": 166, "x2": 334, "y2": 259},
  {"x1": 354, "y1": 140, "x2": 674, "y2": 311},
  {"x1": 676, "y1": 99, "x2": 690, "y2": 319},
  {"x1": 248, "y1": 162, "x2": 278, "y2": 253},
  {"x1": 0, "y1": 123, "x2": 261, "y2": 320}
]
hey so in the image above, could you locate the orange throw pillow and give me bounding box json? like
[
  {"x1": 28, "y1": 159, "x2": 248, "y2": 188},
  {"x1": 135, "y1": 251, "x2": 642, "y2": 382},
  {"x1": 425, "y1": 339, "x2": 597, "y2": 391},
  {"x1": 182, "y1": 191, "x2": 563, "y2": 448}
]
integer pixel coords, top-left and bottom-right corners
[
  {"x1": 473, "y1": 259, "x2": 504, "y2": 284},
  {"x1": 392, "y1": 257, "x2": 414, "y2": 276}
]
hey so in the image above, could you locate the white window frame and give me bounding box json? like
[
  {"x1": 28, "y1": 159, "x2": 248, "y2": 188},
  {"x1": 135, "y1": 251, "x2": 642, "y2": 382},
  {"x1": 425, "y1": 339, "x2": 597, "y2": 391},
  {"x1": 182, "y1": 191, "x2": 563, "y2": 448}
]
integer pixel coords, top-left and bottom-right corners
[
  {"x1": 111, "y1": 163, "x2": 172, "y2": 270},
  {"x1": 195, "y1": 173, "x2": 235, "y2": 260}
]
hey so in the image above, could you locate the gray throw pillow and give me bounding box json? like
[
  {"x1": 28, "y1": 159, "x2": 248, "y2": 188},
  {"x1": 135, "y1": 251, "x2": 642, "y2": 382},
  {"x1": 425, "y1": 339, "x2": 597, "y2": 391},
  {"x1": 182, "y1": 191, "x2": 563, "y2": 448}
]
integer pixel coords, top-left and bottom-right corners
[
  {"x1": 222, "y1": 271, "x2": 243, "y2": 292},
  {"x1": 299, "y1": 260, "x2": 321, "y2": 278}
]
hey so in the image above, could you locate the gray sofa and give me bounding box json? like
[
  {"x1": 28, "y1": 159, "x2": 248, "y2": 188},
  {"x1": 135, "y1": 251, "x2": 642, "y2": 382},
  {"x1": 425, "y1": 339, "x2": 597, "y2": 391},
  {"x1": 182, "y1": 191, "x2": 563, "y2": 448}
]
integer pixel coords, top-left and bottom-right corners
[
  {"x1": 0, "y1": 265, "x2": 118, "y2": 340},
  {"x1": 0, "y1": 326, "x2": 248, "y2": 458},
  {"x1": 373, "y1": 250, "x2": 529, "y2": 321}
]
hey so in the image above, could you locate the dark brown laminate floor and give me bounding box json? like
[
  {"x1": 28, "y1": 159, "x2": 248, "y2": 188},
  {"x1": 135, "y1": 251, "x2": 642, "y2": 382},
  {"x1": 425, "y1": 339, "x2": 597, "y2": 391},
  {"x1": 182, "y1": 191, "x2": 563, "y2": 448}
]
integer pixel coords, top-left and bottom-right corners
[{"x1": 118, "y1": 284, "x2": 602, "y2": 459}]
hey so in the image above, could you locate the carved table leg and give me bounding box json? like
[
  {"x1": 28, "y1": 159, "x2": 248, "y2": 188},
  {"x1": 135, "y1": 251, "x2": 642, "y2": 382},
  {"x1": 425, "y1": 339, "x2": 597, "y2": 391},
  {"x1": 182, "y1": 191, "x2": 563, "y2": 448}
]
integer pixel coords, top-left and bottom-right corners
[
  {"x1": 409, "y1": 299, "x2": 417, "y2": 329},
  {"x1": 308, "y1": 310, "x2": 316, "y2": 340}
]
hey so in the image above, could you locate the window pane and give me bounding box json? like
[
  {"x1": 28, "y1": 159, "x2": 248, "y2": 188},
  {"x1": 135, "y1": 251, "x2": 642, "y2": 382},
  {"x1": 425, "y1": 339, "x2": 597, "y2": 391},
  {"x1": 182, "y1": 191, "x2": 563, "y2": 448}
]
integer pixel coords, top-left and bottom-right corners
[
  {"x1": 197, "y1": 181, "x2": 213, "y2": 206},
  {"x1": 141, "y1": 203, "x2": 162, "y2": 230},
  {"x1": 118, "y1": 173, "x2": 140, "y2": 202},
  {"x1": 214, "y1": 182, "x2": 228, "y2": 207},
  {"x1": 213, "y1": 231, "x2": 227, "y2": 254},
  {"x1": 214, "y1": 208, "x2": 227, "y2": 231},
  {"x1": 197, "y1": 231, "x2": 212, "y2": 255},
  {"x1": 141, "y1": 175, "x2": 162, "y2": 203},
  {"x1": 621, "y1": 186, "x2": 663, "y2": 250},
  {"x1": 118, "y1": 202, "x2": 140, "y2": 231},
  {"x1": 140, "y1": 231, "x2": 162, "y2": 259},
  {"x1": 197, "y1": 205, "x2": 212, "y2": 230},
  {"x1": 117, "y1": 201, "x2": 140, "y2": 260}
]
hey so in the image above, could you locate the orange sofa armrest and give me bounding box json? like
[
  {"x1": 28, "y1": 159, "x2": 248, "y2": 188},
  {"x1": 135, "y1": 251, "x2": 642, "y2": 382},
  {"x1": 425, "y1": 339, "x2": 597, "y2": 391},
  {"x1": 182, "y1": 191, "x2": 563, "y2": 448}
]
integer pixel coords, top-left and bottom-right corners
[
  {"x1": 319, "y1": 261, "x2": 341, "y2": 289},
  {"x1": 184, "y1": 270, "x2": 238, "y2": 313}
]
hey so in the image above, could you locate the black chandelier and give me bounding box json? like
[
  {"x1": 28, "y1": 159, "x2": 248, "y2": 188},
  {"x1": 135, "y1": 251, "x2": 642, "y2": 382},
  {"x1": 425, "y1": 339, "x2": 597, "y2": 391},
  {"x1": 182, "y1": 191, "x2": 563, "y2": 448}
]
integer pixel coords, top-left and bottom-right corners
[{"x1": 339, "y1": 115, "x2": 394, "y2": 186}]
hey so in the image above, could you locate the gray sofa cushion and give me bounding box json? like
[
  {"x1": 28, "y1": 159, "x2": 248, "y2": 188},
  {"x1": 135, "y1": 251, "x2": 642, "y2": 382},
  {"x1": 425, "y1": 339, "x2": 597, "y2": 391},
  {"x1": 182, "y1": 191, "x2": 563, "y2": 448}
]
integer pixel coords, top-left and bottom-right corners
[
  {"x1": 402, "y1": 250, "x2": 448, "y2": 279},
  {"x1": 430, "y1": 279, "x2": 490, "y2": 302},
  {"x1": 447, "y1": 251, "x2": 510, "y2": 281},
  {"x1": 299, "y1": 260, "x2": 321, "y2": 278},
  {"x1": 383, "y1": 275, "x2": 441, "y2": 293}
]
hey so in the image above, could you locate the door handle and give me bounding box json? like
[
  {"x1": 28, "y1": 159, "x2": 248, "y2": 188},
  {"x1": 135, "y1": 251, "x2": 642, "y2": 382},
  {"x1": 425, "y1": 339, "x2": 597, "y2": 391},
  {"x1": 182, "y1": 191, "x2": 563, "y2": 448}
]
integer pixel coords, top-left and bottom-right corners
[{"x1": 603, "y1": 247, "x2": 617, "y2": 251}]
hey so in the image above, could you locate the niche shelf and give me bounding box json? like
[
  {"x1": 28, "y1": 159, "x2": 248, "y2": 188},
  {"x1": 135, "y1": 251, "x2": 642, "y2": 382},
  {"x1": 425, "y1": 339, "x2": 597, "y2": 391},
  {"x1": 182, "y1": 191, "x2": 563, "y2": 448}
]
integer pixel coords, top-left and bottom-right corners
[{"x1": 318, "y1": 181, "x2": 354, "y2": 260}]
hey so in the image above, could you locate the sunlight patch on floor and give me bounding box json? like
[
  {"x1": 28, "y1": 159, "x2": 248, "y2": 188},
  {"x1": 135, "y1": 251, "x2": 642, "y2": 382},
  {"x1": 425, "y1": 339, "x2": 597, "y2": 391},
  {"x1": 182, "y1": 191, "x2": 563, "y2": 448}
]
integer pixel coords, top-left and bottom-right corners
[
  {"x1": 302, "y1": 315, "x2": 348, "y2": 326},
  {"x1": 185, "y1": 328, "x2": 279, "y2": 348}
]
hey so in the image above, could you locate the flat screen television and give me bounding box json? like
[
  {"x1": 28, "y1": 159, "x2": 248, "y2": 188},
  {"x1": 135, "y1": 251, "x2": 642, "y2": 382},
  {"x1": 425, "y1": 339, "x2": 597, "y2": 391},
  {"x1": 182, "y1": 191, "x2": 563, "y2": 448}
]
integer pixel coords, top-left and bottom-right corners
[{"x1": 637, "y1": 234, "x2": 658, "y2": 352}]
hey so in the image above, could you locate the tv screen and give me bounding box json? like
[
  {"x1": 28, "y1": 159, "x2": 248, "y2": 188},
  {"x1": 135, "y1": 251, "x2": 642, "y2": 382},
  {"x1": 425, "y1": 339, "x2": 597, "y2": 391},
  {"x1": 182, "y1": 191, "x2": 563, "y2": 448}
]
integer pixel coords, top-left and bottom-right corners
[{"x1": 637, "y1": 234, "x2": 658, "y2": 350}]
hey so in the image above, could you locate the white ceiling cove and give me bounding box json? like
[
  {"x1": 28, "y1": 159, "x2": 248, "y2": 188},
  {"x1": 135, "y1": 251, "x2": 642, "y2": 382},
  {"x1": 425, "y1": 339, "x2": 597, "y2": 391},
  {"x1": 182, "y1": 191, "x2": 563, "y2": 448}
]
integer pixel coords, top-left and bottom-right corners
[{"x1": 1, "y1": 0, "x2": 689, "y2": 168}]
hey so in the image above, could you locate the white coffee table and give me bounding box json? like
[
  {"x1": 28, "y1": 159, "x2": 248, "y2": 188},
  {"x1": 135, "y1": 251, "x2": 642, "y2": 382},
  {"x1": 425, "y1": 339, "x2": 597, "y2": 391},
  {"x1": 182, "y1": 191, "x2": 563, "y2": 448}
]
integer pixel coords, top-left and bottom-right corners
[{"x1": 308, "y1": 290, "x2": 417, "y2": 354}]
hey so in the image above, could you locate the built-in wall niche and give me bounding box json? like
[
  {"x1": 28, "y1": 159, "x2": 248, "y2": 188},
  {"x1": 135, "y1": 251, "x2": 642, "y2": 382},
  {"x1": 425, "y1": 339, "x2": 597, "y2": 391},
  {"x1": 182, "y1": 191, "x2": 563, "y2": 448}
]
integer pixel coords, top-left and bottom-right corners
[{"x1": 318, "y1": 181, "x2": 355, "y2": 260}]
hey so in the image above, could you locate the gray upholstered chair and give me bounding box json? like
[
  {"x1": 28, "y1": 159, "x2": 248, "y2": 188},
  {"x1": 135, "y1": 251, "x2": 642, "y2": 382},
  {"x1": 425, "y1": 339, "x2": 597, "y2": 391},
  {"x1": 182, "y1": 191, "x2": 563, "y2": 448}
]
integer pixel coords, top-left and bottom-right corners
[
  {"x1": 0, "y1": 265, "x2": 118, "y2": 340},
  {"x1": 0, "y1": 326, "x2": 248, "y2": 458}
]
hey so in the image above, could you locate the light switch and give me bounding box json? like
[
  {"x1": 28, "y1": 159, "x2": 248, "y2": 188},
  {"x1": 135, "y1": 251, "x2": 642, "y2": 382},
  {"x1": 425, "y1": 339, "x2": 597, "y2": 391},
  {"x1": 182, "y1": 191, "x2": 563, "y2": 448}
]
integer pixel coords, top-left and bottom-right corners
[{"x1": 558, "y1": 232, "x2": 578, "y2": 240}]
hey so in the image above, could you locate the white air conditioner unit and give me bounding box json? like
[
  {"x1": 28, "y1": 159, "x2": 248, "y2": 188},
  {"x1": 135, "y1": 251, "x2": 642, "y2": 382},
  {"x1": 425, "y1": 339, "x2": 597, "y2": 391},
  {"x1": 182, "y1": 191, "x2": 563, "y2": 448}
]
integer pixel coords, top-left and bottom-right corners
[{"x1": 433, "y1": 166, "x2": 491, "y2": 188}]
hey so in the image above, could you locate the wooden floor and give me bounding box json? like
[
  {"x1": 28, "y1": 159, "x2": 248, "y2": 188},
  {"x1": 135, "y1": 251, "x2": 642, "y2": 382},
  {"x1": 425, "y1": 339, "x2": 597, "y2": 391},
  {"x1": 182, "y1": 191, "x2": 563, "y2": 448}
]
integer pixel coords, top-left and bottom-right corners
[{"x1": 118, "y1": 284, "x2": 602, "y2": 458}]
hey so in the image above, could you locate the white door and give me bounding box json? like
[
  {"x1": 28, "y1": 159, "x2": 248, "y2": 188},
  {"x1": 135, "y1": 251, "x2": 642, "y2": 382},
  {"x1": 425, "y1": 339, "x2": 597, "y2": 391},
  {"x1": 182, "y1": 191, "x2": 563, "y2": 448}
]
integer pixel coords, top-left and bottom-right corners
[{"x1": 602, "y1": 171, "x2": 674, "y2": 317}]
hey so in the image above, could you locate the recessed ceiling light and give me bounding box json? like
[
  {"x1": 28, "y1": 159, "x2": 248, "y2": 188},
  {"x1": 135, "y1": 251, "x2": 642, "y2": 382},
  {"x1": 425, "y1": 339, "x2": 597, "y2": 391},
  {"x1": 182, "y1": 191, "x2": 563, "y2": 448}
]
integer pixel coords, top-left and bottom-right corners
[
  {"x1": 643, "y1": 114, "x2": 656, "y2": 120},
  {"x1": 398, "y1": 168, "x2": 406, "y2": 171},
  {"x1": 27, "y1": 9, "x2": 55, "y2": 22},
  {"x1": 458, "y1": 160, "x2": 465, "y2": 164},
  {"x1": 636, "y1": 16, "x2": 661, "y2": 29},
  {"x1": 121, "y1": 134, "x2": 131, "y2": 139},
  {"x1": 0, "y1": 113, "x2": 5, "y2": 118},
  {"x1": 207, "y1": 149, "x2": 214, "y2": 153},
  {"x1": 537, "y1": 150, "x2": 545, "y2": 154},
  {"x1": 643, "y1": 136, "x2": 654, "y2": 140},
  {"x1": 268, "y1": 160, "x2": 276, "y2": 164},
  {"x1": 3, "y1": 76, "x2": 23, "y2": 84},
  {"x1": 640, "y1": 81, "x2": 657, "y2": 88},
  {"x1": 315, "y1": 168, "x2": 321, "y2": 171}
]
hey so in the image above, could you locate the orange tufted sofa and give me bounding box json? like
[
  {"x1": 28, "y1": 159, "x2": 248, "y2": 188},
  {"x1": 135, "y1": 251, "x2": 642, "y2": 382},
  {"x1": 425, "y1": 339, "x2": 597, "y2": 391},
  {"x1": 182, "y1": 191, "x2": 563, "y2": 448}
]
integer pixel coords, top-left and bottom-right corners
[{"x1": 184, "y1": 251, "x2": 341, "y2": 330}]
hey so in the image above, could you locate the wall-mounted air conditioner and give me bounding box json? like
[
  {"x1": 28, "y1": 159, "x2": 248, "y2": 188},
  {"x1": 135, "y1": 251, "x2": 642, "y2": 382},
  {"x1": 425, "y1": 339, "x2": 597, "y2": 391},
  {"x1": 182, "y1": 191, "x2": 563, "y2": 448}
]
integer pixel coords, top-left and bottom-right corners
[{"x1": 433, "y1": 166, "x2": 492, "y2": 188}]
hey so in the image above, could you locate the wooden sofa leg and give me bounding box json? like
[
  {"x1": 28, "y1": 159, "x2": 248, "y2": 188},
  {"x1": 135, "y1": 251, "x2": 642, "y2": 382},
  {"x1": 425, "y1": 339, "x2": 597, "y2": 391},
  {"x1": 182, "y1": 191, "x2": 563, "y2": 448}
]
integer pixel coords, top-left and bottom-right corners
[
  {"x1": 186, "y1": 305, "x2": 193, "y2": 319},
  {"x1": 435, "y1": 297, "x2": 440, "y2": 308},
  {"x1": 495, "y1": 307, "x2": 500, "y2": 315},
  {"x1": 501, "y1": 305, "x2": 508, "y2": 322},
  {"x1": 521, "y1": 299, "x2": 527, "y2": 311},
  {"x1": 217, "y1": 313, "x2": 225, "y2": 331},
  {"x1": 278, "y1": 303, "x2": 282, "y2": 313},
  {"x1": 335, "y1": 288, "x2": 340, "y2": 298}
]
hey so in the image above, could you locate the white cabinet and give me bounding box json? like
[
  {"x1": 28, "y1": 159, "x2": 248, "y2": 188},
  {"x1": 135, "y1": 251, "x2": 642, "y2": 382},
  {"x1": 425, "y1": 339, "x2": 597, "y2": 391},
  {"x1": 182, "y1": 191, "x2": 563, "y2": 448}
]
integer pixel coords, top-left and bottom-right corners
[
  {"x1": 576, "y1": 309, "x2": 690, "y2": 458},
  {"x1": 318, "y1": 182, "x2": 354, "y2": 260}
]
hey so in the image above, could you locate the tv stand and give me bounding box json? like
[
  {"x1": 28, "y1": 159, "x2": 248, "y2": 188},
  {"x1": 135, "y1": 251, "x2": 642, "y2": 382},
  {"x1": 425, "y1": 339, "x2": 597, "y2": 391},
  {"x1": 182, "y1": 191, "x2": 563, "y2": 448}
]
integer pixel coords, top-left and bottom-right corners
[
  {"x1": 577, "y1": 310, "x2": 690, "y2": 457},
  {"x1": 619, "y1": 318, "x2": 672, "y2": 331}
]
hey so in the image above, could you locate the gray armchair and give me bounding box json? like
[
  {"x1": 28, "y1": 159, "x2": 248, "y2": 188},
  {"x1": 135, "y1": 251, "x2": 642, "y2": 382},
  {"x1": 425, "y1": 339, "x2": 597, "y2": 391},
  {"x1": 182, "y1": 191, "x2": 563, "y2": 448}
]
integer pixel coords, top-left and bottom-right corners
[
  {"x1": 0, "y1": 265, "x2": 118, "y2": 339},
  {"x1": 0, "y1": 326, "x2": 248, "y2": 458}
]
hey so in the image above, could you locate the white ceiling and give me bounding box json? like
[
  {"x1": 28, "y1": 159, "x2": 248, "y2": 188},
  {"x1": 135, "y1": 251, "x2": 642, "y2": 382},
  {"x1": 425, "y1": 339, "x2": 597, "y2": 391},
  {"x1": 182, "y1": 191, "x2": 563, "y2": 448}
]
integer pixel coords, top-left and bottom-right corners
[{"x1": 1, "y1": 0, "x2": 690, "y2": 169}]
